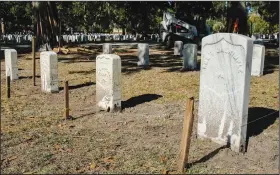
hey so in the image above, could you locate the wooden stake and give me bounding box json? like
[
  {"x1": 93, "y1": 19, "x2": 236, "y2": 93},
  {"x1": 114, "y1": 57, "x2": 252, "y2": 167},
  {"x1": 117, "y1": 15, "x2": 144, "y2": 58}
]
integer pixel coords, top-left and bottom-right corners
[
  {"x1": 6, "y1": 76, "x2": 10, "y2": 98},
  {"x1": 177, "y1": 97, "x2": 195, "y2": 173},
  {"x1": 64, "y1": 81, "x2": 70, "y2": 119},
  {"x1": 32, "y1": 36, "x2": 36, "y2": 86}
]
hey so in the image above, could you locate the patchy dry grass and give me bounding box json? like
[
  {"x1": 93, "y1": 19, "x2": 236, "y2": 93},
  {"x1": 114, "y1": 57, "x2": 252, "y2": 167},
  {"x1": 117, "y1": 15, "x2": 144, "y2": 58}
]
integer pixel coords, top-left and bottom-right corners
[{"x1": 1, "y1": 45, "x2": 279, "y2": 174}]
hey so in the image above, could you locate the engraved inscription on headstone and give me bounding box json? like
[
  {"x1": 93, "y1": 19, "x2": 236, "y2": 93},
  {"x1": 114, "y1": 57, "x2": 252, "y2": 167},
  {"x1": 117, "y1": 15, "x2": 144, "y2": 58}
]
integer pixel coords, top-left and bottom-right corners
[
  {"x1": 197, "y1": 33, "x2": 253, "y2": 152},
  {"x1": 251, "y1": 44, "x2": 265, "y2": 76},
  {"x1": 5, "y1": 49, "x2": 18, "y2": 80},
  {"x1": 40, "y1": 51, "x2": 59, "y2": 93},
  {"x1": 96, "y1": 54, "x2": 121, "y2": 112}
]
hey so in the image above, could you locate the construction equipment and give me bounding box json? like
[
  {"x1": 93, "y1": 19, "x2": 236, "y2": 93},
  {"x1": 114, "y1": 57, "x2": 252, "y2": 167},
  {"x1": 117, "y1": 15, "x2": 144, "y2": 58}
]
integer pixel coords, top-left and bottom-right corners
[{"x1": 160, "y1": 11, "x2": 210, "y2": 48}]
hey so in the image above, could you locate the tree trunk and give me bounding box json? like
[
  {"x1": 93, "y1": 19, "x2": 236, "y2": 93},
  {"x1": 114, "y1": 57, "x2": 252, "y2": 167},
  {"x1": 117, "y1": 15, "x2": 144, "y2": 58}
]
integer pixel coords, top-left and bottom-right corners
[
  {"x1": 33, "y1": 2, "x2": 60, "y2": 51},
  {"x1": 57, "y1": 20, "x2": 62, "y2": 53},
  {"x1": 1, "y1": 18, "x2": 5, "y2": 35}
]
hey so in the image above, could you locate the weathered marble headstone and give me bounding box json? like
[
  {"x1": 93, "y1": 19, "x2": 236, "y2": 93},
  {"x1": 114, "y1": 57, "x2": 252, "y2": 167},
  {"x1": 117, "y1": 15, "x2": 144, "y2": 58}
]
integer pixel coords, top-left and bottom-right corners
[
  {"x1": 174, "y1": 41, "x2": 183, "y2": 56},
  {"x1": 137, "y1": 44, "x2": 149, "y2": 67},
  {"x1": 5, "y1": 49, "x2": 18, "y2": 80},
  {"x1": 182, "y1": 44, "x2": 197, "y2": 70},
  {"x1": 251, "y1": 44, "x2": 265, "y2": 76},
  {"x1": 197, "y1": 33, "x2": 253, "y2": 152},
  {"x1": 103, "y1": 43, "x2": 112, "y2": 54},
  {"x1": 40, "y1": 51, "x2": 59, "y2": 93},
  {"x1": 96, "y1": 54, "x2": 121, "y2": 112}
]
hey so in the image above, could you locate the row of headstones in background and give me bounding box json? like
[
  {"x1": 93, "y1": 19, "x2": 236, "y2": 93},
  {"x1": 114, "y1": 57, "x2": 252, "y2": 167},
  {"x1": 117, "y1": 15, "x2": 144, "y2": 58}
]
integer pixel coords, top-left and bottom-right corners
[
  {"x1": 1, "y1": 34, "x2": 33, "y2": 44},
  {"x1": 60, "y1": 33, "x2": 160, "y2": 43},
  {"x1": 197, "y1": 33, "x2": 267, "y2": 153},
  {"x1": 252, "y1": 33, "x2": 278, "y2": 40},
  {"x1": 174, "y1": 41, "x2": 197, "y2": 70},
  {"x1": 1, "y1": 33, "x2": 161, "y2": 44}
]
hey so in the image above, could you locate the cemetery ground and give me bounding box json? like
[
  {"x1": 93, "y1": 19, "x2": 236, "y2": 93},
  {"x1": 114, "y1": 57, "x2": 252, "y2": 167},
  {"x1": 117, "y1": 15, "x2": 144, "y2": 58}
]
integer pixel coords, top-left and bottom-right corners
[{"x1": 1, "y1": 44, "x2": 279, "y2": 174}]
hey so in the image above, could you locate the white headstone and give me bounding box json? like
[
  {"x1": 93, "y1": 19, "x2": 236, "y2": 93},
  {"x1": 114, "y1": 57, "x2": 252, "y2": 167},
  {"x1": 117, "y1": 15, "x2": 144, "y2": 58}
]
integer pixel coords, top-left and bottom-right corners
[
  {"x1": 103, "y1": 43, "x2": 112, "y2": 54},
  {"x1": 5, "y1": 49, "x2": 18, "y2": 80},
  {"x1": 182, "y1": 44, "x2": 197, "y2": 70},
  {"x1": 40, "y1": 51, "x2": 59, "y2": 93},
  {"x1": 197, "y1": 33, "x2": 253, "y2": 152},
  {"x1": 174, "y1": 41, "x2": 183, "y2": 56},
  {"x1": 251, "y1": 44, "x2": 265, "y2": 76},
  {"x1": 137, "y1": 44, "x2": 149, "y2": 67},
  {"x1": 96, "y1": 54, "x2": 121, "y2": 112}
]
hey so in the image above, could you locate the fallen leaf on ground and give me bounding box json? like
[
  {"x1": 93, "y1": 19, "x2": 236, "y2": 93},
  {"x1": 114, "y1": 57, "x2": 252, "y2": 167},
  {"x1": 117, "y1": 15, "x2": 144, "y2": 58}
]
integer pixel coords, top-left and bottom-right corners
[
  {"x1": 8, "y1": 156, "x2": 17, "y2": 161},
  {"x1": 104, "y1": 157, "x2": 114, "y2": 163},
  {"x1": 162, "y1": 169, "x2": 169, "y2": 174},
  {"x1": 90, "y1": 162, "x2": 96, "y2": 169},
  {"x1": 160, "y1": 155, "x2": 167, "y2": 163},
  {"x1": 55, "y1": 144, "x2": 60, "y2": 150}
]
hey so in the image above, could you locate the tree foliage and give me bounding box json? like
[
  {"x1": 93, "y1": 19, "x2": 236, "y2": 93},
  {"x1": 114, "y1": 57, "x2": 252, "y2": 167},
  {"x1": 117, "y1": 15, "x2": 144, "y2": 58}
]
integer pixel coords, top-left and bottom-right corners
[
  {"x1": 0, "y1": 1, "x2": 33, "y2": 33},
  {"x1": 0, "y1": 1, "x2": 278, "y2": 36}
]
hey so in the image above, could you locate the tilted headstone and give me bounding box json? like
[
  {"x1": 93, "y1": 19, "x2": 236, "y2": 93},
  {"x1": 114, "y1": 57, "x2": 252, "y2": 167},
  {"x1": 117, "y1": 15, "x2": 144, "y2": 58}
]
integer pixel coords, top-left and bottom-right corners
[
  {"x1": 103, "y1": 43, "x2": 112, "y2": 54},
  {"x1": 251, "y1": 44, "x2": 265, "y2": 76},
  {"x1": 182, "y1": 44, "x2": 197, "y2": 70},
  {"x1": 137, "y1": 44, "x2": 149, "y2": 67},
  {"x1": 5, "y1": 49, "x2": 18, "y2": 80},
  {"x1": 96, "y1": 54, "x2": 121, "y2": 112},
  {"x1": 197, "y1": 33, "x2": 253, "y2": 152},
  {"x1": 174, "y1": 41, "x2": 183, "y2": 56},
  {"x1": 40, "y1": 51, "x2": 59, "y2": 93}
]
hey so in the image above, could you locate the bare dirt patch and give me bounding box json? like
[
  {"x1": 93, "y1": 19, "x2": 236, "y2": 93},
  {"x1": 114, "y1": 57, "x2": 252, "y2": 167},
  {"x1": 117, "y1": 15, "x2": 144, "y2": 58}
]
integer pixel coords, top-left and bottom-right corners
[{"x1": 1, "y1": 45, "x2": 279, "y2": 174}]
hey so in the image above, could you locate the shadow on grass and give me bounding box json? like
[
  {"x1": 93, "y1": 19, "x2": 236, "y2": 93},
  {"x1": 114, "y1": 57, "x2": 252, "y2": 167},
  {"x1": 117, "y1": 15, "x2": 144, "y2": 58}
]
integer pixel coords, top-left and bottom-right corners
[
  {"x1": 59, "y1": 82, "x2": 95, "y2": 91},
  {"x1": 72, "y1": 112, "x2": 96, "y2": 120},
  {"x1": 68, "y1": 69, "x2": 95, "y2": 75},
  {"x1": 187, "y1": 144, "x2": 229, "y2": 169},
  {"x1": 187, "y1": 107, "x2": 278, "y2": 167},
  {"x1": 164, "y1": 59, "x2": 201, "y2": 72},
  {"x1": 58, "y1": 57, "x2": 96, "y2": 63},
  {"x1": 245, "y1": 107, "x2": 278, "y2": 151},
  {"x1": 122, "y1": 94, "x2": 163, "y2": 109},
  {"x1": 263, "y1": 54, "x2": 279, "y2": 75},
  {"x1": 19, "y1": 75, "x2": 41, "y2": 79}
]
